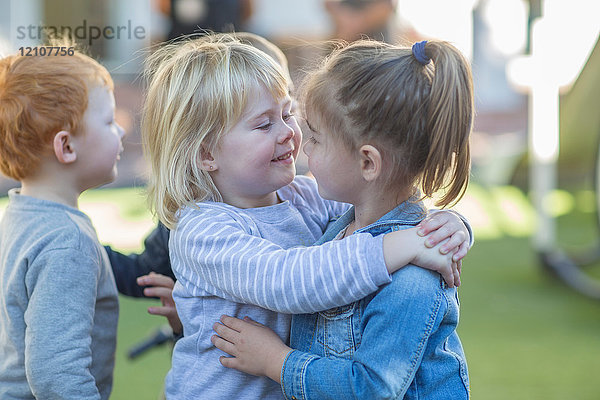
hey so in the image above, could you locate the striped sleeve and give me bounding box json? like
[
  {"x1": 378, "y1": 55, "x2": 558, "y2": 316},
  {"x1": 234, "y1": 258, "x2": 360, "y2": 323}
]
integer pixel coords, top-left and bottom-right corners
[{"x1": 170, "y1": 208, "x2": 391, "y2": 314}]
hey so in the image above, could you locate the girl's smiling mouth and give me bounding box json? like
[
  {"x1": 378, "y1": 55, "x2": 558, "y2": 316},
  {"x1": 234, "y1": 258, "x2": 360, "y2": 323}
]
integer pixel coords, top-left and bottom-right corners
[{"x1": 271, "y1": 150, "x2": 293, "y2": 163}]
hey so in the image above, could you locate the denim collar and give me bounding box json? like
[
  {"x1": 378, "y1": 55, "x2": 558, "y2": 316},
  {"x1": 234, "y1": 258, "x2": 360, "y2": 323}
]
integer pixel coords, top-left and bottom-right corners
[{"x1": 315, "y1": 195, "x2": 427, "y2": 245}]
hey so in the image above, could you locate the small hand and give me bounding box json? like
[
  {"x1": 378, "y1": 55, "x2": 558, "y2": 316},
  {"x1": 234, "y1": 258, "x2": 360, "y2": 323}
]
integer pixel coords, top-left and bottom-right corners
[
  {"x1": 212, "y1": 315, "x2": 292, "y2": 383},
  {"x1": 412, "y1": 237, "x2": 459, "y2": 287},
  {"x1": 137, "y1": 272, "x2": 183, "y2": 335},
  {"x1": 417, "y1": 210, "x2": 471, "y2": 262}
]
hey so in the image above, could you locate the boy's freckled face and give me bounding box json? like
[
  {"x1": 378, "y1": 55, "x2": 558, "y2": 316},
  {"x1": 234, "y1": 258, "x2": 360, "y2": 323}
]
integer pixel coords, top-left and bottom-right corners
[
  {"x1": 73, "y1": 85, "x2": 125, "y2": 190},
  {"x1": 210, "y1": 84, "x2": 302, "y2": 206}
]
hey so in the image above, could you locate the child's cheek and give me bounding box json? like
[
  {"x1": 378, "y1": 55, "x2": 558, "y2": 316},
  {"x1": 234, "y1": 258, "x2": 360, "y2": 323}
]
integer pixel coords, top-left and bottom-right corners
[
  {"x1": 293, "y1": 119, "x2": 303, "y2": 139},
  {"x1": 292, "y1": 124, "x2": 302, "y2": 155},
  {"x1": 307, "y1": 156, "x2": 319, "y2": 178}
]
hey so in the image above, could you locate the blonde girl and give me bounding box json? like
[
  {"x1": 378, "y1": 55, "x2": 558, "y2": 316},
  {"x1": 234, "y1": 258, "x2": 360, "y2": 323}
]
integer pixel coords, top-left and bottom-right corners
[
  {"x1": 142, "y1": 34, "x2": 470, "y2": 399},
  {"x1": 212, "y1": 39, "x2": 474, "y2": 399}
]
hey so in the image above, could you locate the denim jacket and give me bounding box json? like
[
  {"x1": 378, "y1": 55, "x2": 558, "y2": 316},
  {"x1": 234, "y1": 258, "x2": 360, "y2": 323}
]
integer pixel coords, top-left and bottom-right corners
[{"x1": 281, "y1": 199, "x2": 470, "y2": 399}]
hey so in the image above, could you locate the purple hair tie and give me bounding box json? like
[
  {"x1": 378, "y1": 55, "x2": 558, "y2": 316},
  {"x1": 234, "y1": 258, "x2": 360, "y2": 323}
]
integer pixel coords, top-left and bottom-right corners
[{"x1": 412, "y1": 40, "x2": 430, "y2": 65}]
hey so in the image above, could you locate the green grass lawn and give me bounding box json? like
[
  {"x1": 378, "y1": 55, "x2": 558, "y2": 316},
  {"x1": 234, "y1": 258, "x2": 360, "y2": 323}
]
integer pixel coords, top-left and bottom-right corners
[
  {"x1": 2, "y1": 185, "x2": 600, "y2": 399},
  {"x1": 459, "y1": 235, "x2": 600, "y2": 399},
  {"x1": 111, "y1": 295, "x2": 172, "y2": 399}
]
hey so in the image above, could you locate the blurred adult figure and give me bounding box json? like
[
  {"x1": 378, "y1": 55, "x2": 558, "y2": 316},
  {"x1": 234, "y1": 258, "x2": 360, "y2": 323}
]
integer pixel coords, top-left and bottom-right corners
[
  {"x1": 324, "y1": 0, "x2": 397, "y2": 42},
  {"x1": 158, "y1": 0, "x2": 253, "y2": 40}
]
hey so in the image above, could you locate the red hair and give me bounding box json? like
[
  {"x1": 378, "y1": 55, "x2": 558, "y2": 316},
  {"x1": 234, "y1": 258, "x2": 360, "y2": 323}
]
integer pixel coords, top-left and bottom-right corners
[{"x1": 0, "y1": 51, "x2": 113, "y2": 180}]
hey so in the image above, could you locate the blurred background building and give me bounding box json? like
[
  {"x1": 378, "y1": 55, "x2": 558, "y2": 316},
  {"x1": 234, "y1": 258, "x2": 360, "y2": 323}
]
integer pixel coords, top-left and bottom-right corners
[
  {"x1": 1, "y1": 0, "x2": 597, "y2": 195},
  {"x1": 3, "y1": 0, "x2": 597, "y2": 196}
]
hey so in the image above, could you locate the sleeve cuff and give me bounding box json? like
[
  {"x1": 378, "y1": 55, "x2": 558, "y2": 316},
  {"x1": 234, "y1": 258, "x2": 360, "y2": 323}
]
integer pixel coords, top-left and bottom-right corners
[
  {"x1": 281, "y1": 350, "x2": 317, "y2": 400},
  {"x1": 361, "y1": 233, "x2": 391, "y2": 286}
]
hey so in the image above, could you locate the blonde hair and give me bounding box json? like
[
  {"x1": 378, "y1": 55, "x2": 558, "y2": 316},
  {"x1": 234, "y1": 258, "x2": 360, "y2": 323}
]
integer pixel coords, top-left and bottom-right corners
[
  {"x1": 233, "y1": 32, "x2": 291, "y2": 85},
  {"x1": 142, "y1": 34, "x2": 289, "y2": 229},
  {"x1": 0, "y1": 43, "x2": 112, "y2": 180},
  {"x1": 302, "y1": 39, "x2": 473, "y2": 207}
]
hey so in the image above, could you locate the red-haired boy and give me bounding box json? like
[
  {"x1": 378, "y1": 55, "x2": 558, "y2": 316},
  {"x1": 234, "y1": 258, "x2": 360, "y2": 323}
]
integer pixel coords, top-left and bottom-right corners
[{"x1": 0, "y1": 48, "x2": 124, "y2": 399}]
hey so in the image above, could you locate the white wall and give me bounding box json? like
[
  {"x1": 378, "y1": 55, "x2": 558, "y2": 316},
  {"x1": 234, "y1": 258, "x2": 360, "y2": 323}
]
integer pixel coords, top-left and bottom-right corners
[{"x1": 245, "y1": 0, "x2": 331, "y2": 40}]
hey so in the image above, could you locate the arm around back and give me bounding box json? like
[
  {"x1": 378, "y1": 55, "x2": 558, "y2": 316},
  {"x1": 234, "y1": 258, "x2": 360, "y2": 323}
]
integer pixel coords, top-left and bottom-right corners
[{"x1": 171, "y1": 206, "x2": 391, "y2": 314}]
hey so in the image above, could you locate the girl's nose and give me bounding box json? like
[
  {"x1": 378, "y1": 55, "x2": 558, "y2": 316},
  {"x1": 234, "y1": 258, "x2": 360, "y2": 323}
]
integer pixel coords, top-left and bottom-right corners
[
  {"x1": 116, "y1": 122, "x2": 126, "y2": 138},
  {"x1": 278, "y1": 120, "x2": 294, "y2": 144}
]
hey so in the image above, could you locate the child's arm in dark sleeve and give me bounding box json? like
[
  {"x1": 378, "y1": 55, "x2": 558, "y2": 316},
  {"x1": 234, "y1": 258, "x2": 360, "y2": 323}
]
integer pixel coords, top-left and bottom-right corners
[{"x1": 105, "y1": 223, "x2": 174, "y2": 297}]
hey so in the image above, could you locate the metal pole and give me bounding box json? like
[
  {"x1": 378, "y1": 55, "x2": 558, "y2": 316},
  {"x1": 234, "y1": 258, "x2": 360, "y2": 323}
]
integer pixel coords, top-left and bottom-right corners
[{"x1": 529, "y1": 75, "x2": 559, "y2": 252}]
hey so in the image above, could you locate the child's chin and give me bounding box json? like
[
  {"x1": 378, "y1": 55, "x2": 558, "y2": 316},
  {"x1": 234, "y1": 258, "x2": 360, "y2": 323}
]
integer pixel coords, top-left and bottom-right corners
[
  {"x1": 284, "y1": 173, "x2": 296, "y2": 185},
  {"x1": 93, "y1": 170, "x2": 118, "y2": 189},
  {"x1": 279, "y1": 171, "x2": 296, "y2": 188}
]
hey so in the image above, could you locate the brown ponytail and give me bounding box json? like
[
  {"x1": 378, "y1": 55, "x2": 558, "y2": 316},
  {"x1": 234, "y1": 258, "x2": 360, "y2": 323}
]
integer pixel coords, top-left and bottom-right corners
[{"x1": 420, "y1": 41, "x2": 473, "y2": 207}]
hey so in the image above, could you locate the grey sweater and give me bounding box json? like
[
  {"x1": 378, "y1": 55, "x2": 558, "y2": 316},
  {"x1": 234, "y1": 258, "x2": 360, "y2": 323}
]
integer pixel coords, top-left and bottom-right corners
[{"x1": 0, "y1": 190, "x2": 119, "y2": 399}]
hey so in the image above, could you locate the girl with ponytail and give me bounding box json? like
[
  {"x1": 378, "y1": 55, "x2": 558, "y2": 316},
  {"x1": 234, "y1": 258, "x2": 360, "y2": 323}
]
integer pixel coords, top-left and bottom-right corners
[{"x1": 212, "y1": 39, "x2": 473, "y2": 399}]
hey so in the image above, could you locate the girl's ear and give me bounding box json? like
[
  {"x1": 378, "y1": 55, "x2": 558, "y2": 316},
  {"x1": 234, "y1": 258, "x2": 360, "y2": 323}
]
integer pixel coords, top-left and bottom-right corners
[
  {"x1": 358, "y1": 144, "x2": 382, "y2": 182},
  {"x1": 200, "y1": 145, "x2": 218, "y2": 171},
  {"x1": 53, "y1": 131, "x2": 77, "y2": 164}
]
